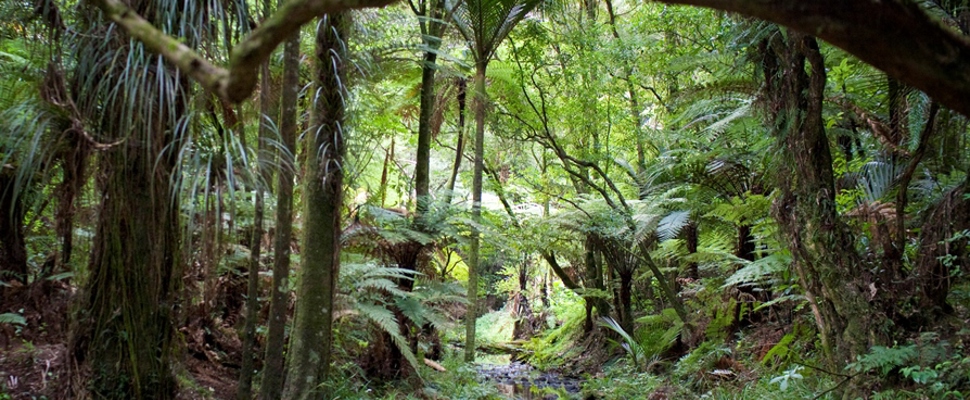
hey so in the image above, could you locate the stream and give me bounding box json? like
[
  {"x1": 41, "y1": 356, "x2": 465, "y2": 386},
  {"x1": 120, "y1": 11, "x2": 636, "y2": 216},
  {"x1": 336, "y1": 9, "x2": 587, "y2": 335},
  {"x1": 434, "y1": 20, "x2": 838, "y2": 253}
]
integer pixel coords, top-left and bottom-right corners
[{"x1": 476, "y1": 361, "x2": 583, "y2": 399}]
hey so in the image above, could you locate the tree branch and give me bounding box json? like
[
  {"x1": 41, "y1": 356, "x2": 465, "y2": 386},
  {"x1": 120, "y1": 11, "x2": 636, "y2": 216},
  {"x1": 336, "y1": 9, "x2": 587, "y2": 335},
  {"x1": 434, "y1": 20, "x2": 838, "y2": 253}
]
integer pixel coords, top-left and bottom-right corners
[
  {"x1": 90, "y1": 0, "x2": 397, "y2": 103},
  {"x1": 653, "y1": 0, "x2": 970, "y2": 117}
]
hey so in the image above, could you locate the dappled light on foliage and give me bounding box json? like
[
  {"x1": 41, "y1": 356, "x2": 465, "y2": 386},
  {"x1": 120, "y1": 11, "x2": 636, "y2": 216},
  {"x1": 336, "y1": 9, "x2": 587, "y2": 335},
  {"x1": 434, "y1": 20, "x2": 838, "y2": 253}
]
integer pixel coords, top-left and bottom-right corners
[{"x1": 5, "y1": 1, "x2": 970, "y2": 399}]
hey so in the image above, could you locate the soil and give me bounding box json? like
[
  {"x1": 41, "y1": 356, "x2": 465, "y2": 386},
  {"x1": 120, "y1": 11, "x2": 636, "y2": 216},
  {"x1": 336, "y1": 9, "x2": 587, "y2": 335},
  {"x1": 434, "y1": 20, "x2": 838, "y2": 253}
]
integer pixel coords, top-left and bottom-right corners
[{"x1": 0, "y1": 278, "x2": 245, "y2": 400}]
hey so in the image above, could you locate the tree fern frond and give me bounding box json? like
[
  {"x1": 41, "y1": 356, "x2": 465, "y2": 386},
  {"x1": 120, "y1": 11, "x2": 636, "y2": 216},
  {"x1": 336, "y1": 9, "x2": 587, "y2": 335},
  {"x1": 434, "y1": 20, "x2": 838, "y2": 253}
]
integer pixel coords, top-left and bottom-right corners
[
  {"x1": 658, "y1": 210, "x2": 691, "y2": 242},
  {"x1": 722, "y1": 251, "x2": 791, "y2": 288},
  {"x1": 356, "y1": 301, "x2": 422, "y2": 378}
]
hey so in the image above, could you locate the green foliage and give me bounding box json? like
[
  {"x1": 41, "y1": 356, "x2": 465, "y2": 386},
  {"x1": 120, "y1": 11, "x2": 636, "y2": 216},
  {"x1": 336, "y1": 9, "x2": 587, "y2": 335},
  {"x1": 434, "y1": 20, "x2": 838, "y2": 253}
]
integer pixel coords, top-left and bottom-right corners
[
  {"x1": 474, "y1": 309, "x2": 515, "y2": 346},
  {"x1": 847, "y1": 332, "x2": 970, "y2": 397},
  {"x1": 0, "y1": 312, "x2": 26, "y2": 326},
  {"x1": 522, "y1": 285, "x2": 586, "y2": 369},
  {"x1": 722, "y1": 251, "x2": 792, "y2": 288},
  {"x1": 599, "y1": 308, "x2": 685, "y2": 373},
  {"x1": 672, "y1": 340, "x2": 733, "y2": 390},
  {"x1": 761, "y1": 333, "x2": 795, "y2": 367},
  {"x1": 581, "y1": 363, "x2": 663, "y2": 399},
  {"x1": 339, "y1": 261, "x2": 466, "y2": 379}
]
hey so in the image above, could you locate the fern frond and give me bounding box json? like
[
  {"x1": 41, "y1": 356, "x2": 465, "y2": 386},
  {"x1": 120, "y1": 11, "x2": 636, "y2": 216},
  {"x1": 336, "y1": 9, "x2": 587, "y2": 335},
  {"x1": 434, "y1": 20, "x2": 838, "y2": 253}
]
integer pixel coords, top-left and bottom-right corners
[{"x1": 658, "y1": 210, "x2": 691, "y2": 242}]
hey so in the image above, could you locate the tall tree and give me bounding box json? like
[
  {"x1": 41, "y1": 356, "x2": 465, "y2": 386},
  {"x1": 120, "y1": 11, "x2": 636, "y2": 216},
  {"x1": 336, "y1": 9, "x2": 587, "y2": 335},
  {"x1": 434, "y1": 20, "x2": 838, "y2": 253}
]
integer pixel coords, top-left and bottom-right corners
[
  {"x1": 411, "y1": 0, "x2": 447, "y2": 218},
  {"x1": 238, "y1": 30, "x2": 274, "y2": 400},
  {"x1": 67, "y1": 0, "x2": 191, "y2": 397},
  {"x1": 282, "y1": 12, "x2": 349, "y2": 399},
  {"x1": 764, "y1": 30, "x2": 879, "y2": 367},
  {"x1": 259, "y1": 23, "x2": 302, "y2": 400},
  {"x1": 452, "y1": 0, "x2": 542, "y2": 362}
]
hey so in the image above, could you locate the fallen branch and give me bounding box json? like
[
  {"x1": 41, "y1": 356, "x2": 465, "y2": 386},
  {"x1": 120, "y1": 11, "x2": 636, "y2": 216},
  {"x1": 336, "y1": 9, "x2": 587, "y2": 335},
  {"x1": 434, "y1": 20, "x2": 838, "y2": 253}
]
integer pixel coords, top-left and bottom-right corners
[{"x1": 423, "y1": 358, "x2": 446, "y2": 372}]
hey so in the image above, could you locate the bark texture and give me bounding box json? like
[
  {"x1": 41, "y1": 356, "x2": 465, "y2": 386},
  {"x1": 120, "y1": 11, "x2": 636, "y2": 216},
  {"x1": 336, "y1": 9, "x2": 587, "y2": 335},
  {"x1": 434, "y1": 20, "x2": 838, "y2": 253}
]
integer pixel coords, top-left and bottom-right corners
[
  {"x1": 89, "y1": 0, "x2": 394, "y2": 103},
  {"x1": 766, "y1": 31, "x2": 883, "y2": 367},
  {"x1": 68, "y1": 2, "x2": 187, "y2": 397},
  {"x1": 282, "y1": 12, "x2": 348, "y2": 400},
  {"x1": 259, "y1": 28, "x2": 301, "y2": 400},
  {"x1": 465, "y1": 62, "x2": 486, "y2": 363}
]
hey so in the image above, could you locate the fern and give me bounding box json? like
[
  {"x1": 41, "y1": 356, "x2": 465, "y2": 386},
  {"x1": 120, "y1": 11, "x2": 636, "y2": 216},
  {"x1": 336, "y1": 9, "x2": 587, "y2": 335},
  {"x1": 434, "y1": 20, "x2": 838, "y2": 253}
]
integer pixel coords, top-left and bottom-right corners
[
  {"x1": 657, "y1": 210, "x2": 691, "y2": 242},
  {"x1": 355, "y1": 302, "x2": 421, "y2": 376},
  {"x1": 722, "y1": 251, "x2": 791, "y2": 288},
  {"x1": 0, "y1": 312, "x2": 26, "y2": 326}
]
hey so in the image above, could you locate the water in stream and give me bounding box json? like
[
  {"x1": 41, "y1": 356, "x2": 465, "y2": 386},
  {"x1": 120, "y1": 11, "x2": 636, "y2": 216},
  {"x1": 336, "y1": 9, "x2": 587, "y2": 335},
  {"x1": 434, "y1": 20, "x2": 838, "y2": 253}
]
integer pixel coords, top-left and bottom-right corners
[{"x1": 476, "y1": 361, "x2": 583, "y2": 399}]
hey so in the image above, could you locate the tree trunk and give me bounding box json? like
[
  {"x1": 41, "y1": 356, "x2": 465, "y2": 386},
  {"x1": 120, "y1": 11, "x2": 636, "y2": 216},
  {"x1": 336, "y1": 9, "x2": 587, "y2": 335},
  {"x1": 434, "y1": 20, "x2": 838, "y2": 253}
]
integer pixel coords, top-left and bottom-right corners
[
  {"x1": 617, "y1": 269, "x2": 634, "y2": 335},
  {"x1": 238, "y1": 58, "x2": 273, "y2": 400},
  {"x1": 444, "y1": 78, "x2": 467, "y2": 205},
  {"x1": 465, "y1": 62, "x2": 487, "y2": 363},
  {"x1": 282, "y1": 12, "x2": 348, "y2": 399},
  {"x1": 413, "y1": 0, "x2": 445, "y2": 217},
  {"x1": 583, "y1": 236, "x2": 604, "y2": 332},
  {"x1": 68, "y1": 4, "x2": 187, "y2": 397},
  {"x1": 0, "y1": 173, "x2": 28, "y2": 285},
  {"x1": 684, "y1": 222, "x2": 699, "y2": 279},
  {"x1": 259, "y1": 27, "x2": 300, "y2": 400},
  {"x1": 766, "y1": 31, "x2": 882, "y2": 368}
]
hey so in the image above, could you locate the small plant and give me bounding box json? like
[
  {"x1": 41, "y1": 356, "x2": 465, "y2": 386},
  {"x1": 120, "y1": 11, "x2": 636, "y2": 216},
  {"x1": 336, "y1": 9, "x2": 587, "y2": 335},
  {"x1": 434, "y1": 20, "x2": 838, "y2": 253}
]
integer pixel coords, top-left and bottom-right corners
[
  {"x1": 847, "y1": 332, "x2": 970, "y2": 397},
  {"x1": 769, "y1": 365, "x2": 804, "y2": 391}
]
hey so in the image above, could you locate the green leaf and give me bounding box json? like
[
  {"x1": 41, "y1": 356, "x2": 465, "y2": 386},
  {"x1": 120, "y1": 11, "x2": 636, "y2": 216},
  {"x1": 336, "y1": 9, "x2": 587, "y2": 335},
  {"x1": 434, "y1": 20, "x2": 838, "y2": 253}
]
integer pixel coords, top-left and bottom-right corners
[{"x1": 0, "y1": 312, "x2": 26, "y2": 326}]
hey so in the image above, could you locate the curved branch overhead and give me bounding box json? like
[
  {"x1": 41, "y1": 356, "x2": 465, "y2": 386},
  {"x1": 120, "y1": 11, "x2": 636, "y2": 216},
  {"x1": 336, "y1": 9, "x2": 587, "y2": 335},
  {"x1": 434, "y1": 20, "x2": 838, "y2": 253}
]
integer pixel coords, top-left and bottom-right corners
[
  {"x1": 654, "y1": 0, "x2": 970, "y2": 117},
  {"x1": 90, "y1": 0, "x2": 397, "y2": 103}
]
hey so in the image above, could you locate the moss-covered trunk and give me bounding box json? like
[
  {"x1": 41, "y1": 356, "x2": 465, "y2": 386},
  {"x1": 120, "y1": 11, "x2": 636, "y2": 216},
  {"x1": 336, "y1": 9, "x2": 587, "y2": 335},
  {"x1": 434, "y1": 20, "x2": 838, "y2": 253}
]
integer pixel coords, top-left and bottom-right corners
[
  {"x1": 259, "y1": 27, "x2": 301, "y2": 400},
  {"x1": 282, "y1": 12, "x2": 348, "y2": 400},
  {"x1": 68, "y1": 2, "x2": 187, "y2": 397},
  {"x1": 766, "y1": 31, "x2": 884, "y2": 367},
  {"x1": 69, "y1": 89, "x2": 184, "y2": 400},
  {"x1": 465, "y1": 61, "x2": 487, "y2": 363}
]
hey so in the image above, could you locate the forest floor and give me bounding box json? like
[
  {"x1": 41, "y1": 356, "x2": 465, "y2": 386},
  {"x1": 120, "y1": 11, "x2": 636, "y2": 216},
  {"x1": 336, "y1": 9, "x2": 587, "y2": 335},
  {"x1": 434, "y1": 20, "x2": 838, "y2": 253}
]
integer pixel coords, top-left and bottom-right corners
[
  {"x1": 1, "y1": 277, "x2": 798, "y2": 400},
  {"x1": 0, "y1": 280, "x2": 241, "y2": 400}
]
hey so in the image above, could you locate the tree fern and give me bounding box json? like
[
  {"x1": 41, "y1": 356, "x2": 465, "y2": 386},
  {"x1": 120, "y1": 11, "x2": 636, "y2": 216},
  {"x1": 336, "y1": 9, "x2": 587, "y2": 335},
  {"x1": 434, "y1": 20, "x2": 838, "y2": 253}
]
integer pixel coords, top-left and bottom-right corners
[{"x1": 722, "y1": 251, "x2": 791, "y2": 288}]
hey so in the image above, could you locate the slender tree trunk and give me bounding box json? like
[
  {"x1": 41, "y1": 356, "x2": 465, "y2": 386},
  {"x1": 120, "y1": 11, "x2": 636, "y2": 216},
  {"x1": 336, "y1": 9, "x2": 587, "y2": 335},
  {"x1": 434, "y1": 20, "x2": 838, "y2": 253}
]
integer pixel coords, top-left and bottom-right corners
[
  {"x1": 414, "y1": 0, "x2": 444, "y2": 217},
  {"x1": 283, "y1": 13, "x2": 348, "y2": 399},
  {"x1": 379, "y1": 137, "x2": 393, "y2": 207},
  {"x1": 444, "y1": 78, "x2": 467, "y2": 205},
  {"x1": 684, "y1": 222, "x2": 699, "y2": 279},
  {"x1": 617, "y1": 268, "x2": 634, "y2": 334},
  {"x1": 465, "y1": 62, "x2": 487, "y2": 363},
  {"x1": 54, "y1": 128, "x2": 91, "y2": 267},
  {"x1": 0, "y1": 173, "x2": 27, "y2": 285},
  {"x1": 238, "y1": 58, "x2": 273, "y2": 400},
  {"x1": 583, "y1": 236, "x2": 601, "y2": 332},
  {"x1": 259, "y1": 27, "x2": 300, "y2": 400}
]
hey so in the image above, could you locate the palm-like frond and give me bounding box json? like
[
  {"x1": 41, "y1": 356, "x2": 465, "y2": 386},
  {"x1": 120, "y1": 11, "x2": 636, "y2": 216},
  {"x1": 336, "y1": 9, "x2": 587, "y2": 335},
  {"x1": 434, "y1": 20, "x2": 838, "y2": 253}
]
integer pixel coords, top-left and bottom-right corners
[
  {"x1": 657, "y1": 210, "x2": 691, "y2": 242},
  {"x1": 450, "y1": 0, "x2": 542, "y2": 63}
]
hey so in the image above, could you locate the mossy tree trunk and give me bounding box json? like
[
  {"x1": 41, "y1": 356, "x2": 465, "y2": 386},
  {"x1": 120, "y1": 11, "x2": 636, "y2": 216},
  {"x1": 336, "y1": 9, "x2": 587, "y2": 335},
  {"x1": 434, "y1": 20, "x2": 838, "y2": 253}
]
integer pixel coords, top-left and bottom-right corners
[
  {"x1": 765, "y1": 31, "x2": 884, "y2": 367},
  {"x1": 282, "y1": 12, "x2": 348, "y2": 400},
  {"x1": 465, "y1": 61, "x2": 487, "y2": 363},
  {"x1": 68, "y1": 2, "x2": 188, "y2": 397},
  {"x1": 259, "y1": 25, "x2": 301, "y2": 400}
]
